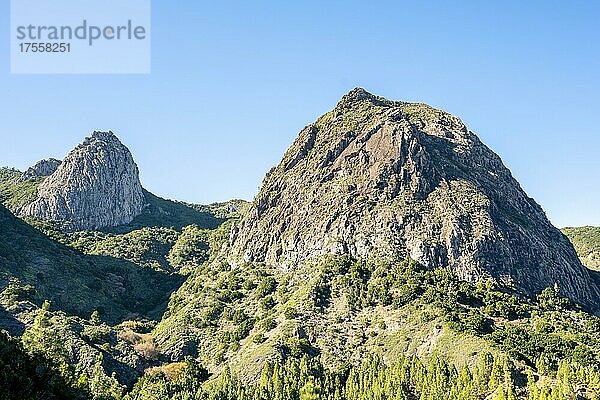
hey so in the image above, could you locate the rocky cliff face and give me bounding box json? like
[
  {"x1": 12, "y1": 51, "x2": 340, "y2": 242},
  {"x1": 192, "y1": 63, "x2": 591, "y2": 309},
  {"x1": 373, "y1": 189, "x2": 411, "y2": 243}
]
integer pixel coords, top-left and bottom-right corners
[
  {"x1": 231, "y1": 88, "x2": 600, "y2": 308},
  {"x1": 19, "y1": 158, "x2": 62, "y2": 181},
  {"x1": 19, "y1": 131, "x2": 145, "y2": 230}
]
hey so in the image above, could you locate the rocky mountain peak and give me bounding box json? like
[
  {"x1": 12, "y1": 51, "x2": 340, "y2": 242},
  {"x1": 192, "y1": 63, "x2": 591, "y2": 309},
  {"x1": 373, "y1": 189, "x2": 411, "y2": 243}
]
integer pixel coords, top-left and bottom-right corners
[
  {"x1": 19, "y1": 158, "x2": 62, "y2": 181},
  {"x1": 231, "y1": 89, "x2": 600, "y2": 308},
  {"x1": 18, "y1": 131, "x2": 145, "y2": 230},
  {"x1": 335, "y1": 87, "x2": 395, "y2": 109},
  {"x1": 84, "y1": 130, "x2": 119, "y2": 144},
  {"x1": 339, "y1": 87, "x2": 377, "y2": 103}
]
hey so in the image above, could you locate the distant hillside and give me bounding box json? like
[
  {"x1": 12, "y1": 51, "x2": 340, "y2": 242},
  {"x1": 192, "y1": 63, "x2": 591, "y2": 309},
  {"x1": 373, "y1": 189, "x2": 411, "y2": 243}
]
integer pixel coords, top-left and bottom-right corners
[
  {"x1": 111, "y1": 190, "x2": 243, "y2": 234},
  {"x1": 0, "y1": 202, "x2": 182, "y2": 323},
  {"x1": 0, "y1": 167, "x2": 43, "y2": 210},
  {"x1": 563, "y1": 226, "x2": 600, "y2": 270}
]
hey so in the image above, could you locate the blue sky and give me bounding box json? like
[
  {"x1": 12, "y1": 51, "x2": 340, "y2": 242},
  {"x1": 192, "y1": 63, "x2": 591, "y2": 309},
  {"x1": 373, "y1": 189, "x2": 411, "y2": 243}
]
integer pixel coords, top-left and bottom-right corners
[{"x1": 1, "y1": 1, "x2": 598, "y2": 227}]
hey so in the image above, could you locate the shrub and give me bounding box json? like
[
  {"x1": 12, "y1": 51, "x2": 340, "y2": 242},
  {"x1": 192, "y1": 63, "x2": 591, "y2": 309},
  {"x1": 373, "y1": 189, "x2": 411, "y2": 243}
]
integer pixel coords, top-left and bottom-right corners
[
  {"x1": 253, "y1": 334, "x2": 266, "y2": 344},
  {"x1": 256, "y1": 276, "x2": 277, "y2": 298},
  {"x1": 284, "y1": 306, "x2": 297, "y2": 320},
  {"x1": 82, "y1": 325, "x2": 111, "y2": 344},
  {"x1": 260, "y1": 317, "x2": 277, "y2": 331},
  {"x1": 260, "y1": 296, "x2": 276, "y2": 311},
  {"x1": 134, "y1": 341, "x2": 159, "y2": 361}
]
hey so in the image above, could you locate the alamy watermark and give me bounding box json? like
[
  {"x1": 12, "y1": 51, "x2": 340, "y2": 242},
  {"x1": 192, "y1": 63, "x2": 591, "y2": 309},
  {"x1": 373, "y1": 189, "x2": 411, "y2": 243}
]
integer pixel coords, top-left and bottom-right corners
[{"x1": 11, "y1": 0, "x2": 151, "y2": 74}]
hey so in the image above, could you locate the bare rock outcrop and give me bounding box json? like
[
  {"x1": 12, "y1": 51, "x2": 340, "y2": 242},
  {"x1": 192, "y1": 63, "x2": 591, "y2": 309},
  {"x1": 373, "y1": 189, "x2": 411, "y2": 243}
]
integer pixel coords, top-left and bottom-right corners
[
  {"x1": 19, "y1": 131, "x2": 145, "y2": 230},
  {"x1": 19, "y1": 158, "x2": 61, "y2": 181},
  {"x1": 231, "y1": 88, "x2": 600, "y2": 308}
]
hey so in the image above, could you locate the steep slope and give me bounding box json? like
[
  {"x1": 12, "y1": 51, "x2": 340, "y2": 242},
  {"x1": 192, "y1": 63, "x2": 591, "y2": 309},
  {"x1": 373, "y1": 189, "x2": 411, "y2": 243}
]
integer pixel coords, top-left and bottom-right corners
[
  {"x1": 231, "y1": 88, "x2": 599, "y2": 308},
  {"x1": 0, "y1": 167, "x2": 43, "y2": 210},
  {"x1": 19, "y1": 131, "x2": 145, "y2": 230},
  {"x1": 563, "y1": 226, "x2": 600, "y2": 270},
  {"x1": 0, "y1": 330, "x2": 89, "y2": 400},
  {"x1": 0, "y1": 202, "x2": 182, "y2": 323},
  {"x1": 20, "y1": 158, "x2": 61, "y2": 181}
]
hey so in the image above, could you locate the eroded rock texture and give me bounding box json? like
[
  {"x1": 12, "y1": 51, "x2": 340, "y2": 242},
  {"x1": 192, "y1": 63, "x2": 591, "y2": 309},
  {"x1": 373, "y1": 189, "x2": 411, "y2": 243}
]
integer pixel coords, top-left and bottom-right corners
[
  {"x1": 19, "y1": 158, "x2": 61, "y2": 181},
  {"x1": 19, "y1": 131, "x2": 145, "y2": 230},
  {"x1": 231, "y1": 88, "x2": 599, "y2": 307}
]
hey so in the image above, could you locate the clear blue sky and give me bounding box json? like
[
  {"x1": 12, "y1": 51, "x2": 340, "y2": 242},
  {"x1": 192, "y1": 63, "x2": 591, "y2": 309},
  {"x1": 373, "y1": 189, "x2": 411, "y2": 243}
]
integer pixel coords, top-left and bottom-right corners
[{"x1": 1, "y1": 1, "x2": 598, "y2": 227}]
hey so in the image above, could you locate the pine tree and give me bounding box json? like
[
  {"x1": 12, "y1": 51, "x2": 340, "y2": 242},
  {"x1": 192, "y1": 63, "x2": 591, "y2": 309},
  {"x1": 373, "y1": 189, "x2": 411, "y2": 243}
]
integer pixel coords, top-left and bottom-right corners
[
  {"x1": 300, "y1": 379, "x2": 321, "y2": 400},
  {"x1": 90, "y1": 310, "x2": 102, "y2": 326},
  {"x1": 526, "y1": 370, "x2": 539, "y2": 400},
  {"x1": 492, "y1": 384, "x2": 507, "y2": 400},
  {"x1": 89, "y1": 355, "x2": 124, "y2": 399},
  {"x1": 22, "y1": 300, "x2": 68, "y2": 364}
]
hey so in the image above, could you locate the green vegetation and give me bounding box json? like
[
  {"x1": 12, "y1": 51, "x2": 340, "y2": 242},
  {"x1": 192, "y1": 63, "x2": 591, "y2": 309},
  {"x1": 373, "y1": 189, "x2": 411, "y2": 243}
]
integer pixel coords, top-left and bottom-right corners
[
  {"x1": 3, "y1": 225, "x2": 600, "y2": 399},
  {"x1": 0, "y1": 167, "x2": 43, "y2": 210},
  {"x1": 0, "y1": 173, "x2": 250, "y2": 398},
  {"x1": 0, "y1": 329, "x2": 90, "y2": 399},
  {"x1": 168, "y1": 225, "x2": 211, "y2": 272},
  {"x1": 0, "y1": 173, "x2": 247, "y2": 323},
  {"x1": 0, "y1": 202, "x2": 185, "y2": 323},
  {"x1": 146, "y1": 254, "x2": 600, "y2": 399},
  {"x1": 3, "y1": 165, "x2": 600, "y2": 399},
  {"x1": 66, "y1": 227, "x2": 179, "y2": 273},
  {"x1": 112, "y1": 190, "x2": 227, "y2": 233},
  {"x1": 304, "y1": 257, "x2": 600, "y2": 371},
  {"x1": 13, "y1": 300, "x2": 149, "y2": 398},
  {"x1": 563, "y1": 226, "x2": 600, "y2": 270}
]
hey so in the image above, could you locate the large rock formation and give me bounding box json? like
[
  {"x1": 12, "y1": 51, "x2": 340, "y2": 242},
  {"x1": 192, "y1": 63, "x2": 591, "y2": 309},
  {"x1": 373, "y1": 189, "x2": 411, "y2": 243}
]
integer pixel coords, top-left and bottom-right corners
[
  {"x1": 19, "y1": 158, "x2": 62, "y2": 181},
  {"x1": 19, "y1": 131, "x2": 145, "y2": 230},
  {"x1": 231, "y1": 88, "x2": 600, "y2": 307}
]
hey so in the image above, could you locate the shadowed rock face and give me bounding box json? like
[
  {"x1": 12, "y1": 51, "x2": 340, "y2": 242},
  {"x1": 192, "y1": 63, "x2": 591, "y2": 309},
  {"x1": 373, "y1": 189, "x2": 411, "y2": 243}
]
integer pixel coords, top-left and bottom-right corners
[
  {"x1": 19, "y1": 131, "x2": 145, "y2": 230},
  {"x1": 19, "y1": 158, "x2": 62, "y2": 181},
  {"x1": 231, "y1": 88, "x2": 600, "y2": 308}
]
